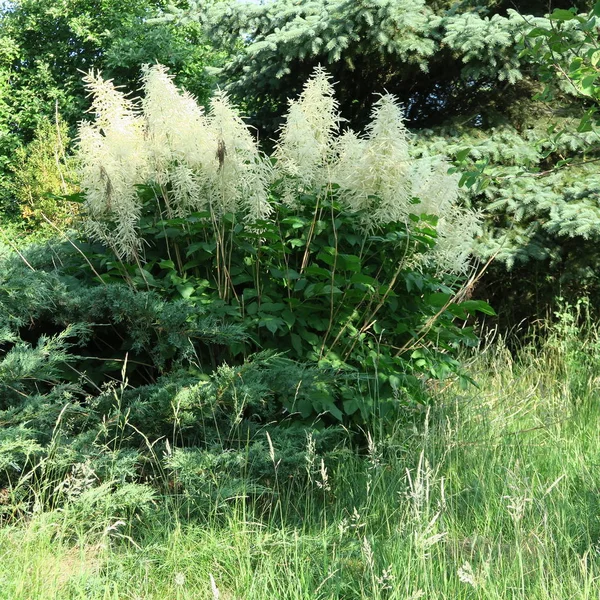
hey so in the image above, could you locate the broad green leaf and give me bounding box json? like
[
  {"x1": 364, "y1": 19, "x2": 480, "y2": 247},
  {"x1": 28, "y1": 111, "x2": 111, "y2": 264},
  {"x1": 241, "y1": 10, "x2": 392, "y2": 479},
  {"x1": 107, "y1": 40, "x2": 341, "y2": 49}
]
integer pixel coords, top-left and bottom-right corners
[
  {"x1": 176, "y1": 284, "x2": 195, "y2": 299},
  {"x1": 455, "y1": 147, "x2": 471, "y2": 162},
  {"x1": 549, "y1": 8, "x2": 577, "y2": 21},
  {"x1": 459, "y1": 300, "x2": 497, "y2": 316},
  {"x1": 427, "y1": 292, "x2": 451, "y2": 307}
]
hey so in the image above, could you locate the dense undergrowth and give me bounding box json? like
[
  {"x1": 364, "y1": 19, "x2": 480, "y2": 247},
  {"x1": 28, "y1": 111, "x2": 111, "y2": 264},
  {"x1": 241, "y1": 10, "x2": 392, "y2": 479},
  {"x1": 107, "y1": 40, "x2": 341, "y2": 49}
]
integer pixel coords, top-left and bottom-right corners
[
  {"x1": 1, "y1": 306, "x2": 600, "y2": 599},
  {"x1": 2, "y1": 4, "x2": 600, "y2": 598},
  {"x1": 0, "y1": 66, "x2": 497, "y2": 527},
  {"x1": 6, "y1": 63, "x2": 593, "y2": 600},
  {"x1": 0, "y1": 225, "x2": 480, "y2": 522}
]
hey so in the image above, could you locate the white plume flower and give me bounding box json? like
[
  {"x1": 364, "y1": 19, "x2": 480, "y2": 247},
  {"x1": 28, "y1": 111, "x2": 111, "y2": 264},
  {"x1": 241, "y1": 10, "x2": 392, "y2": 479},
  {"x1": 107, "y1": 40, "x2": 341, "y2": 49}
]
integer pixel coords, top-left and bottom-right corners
[
  {"x1": 76, "y1": 64, "x2": 477, "y2": 271},
  {"x1": 431, "y1": 207, "x2": 482, "y2": 275},
  {"x1": 410, "y1": 158, "x2": 460, "y2": 217},
  {"x1": 334, "y1": 94, "x2": 412, "y2": 225},
  {"x1": 207, "y1": 90, "x2": 272, "y2": 222},
  {"x1": 333, "y1": 100, "x2": 477, "y2": 274},
  {"x1": 77, "y1": 73, "x2": 147, "y2": 259},
  {"x1": 274, "y1": 66, "x2": 341, "y2": 201},
  {"x1": 83, "y1": 70, "x2": 139, "y2": 134},
  {"x1": 142, "y1": 64, "x2": 215, "y2": 213},
  {"x1": 409, "y1": 157, "x2": 480, "y2": 275},
  {"x1": 169, "y1": 163, "x2": 205, "y2": 216}
]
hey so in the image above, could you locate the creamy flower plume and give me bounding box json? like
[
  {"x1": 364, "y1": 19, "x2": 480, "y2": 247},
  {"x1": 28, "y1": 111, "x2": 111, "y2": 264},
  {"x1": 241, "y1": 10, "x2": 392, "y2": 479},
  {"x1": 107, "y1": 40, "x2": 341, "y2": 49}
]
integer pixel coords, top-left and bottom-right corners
[
  {"x1": 409, "y1": 158, "x2": 481, "y2": 274},
  {"x1": 430, "y1": 208, "x2": 482, "y2": 275},
  {"x1": 78, "y1": 73, "x2": 147, "y2": 258},
  {"x1": 142, "y1": 64, "x2": 208, "y2": 161},
  {"x1": 142, "y1": 64, "x2": 214, "y2": 214},
  {"x1": 410, "y1": 158, "x2": 459, "y2": 217},
  {"x1": 83, "y1": 71, "x2": 140, "y2": 133},
  {"x1": 334, "y1": 94, "x2": 412, "y2": 225},
  {"x1": 274, "y1": 66, "x2": 340, "y2": 201},
  {"x1": 207, "y1": 90, "x2": 272, "y2": 221},
  {"x1": 76, "y1": 65, "x2": 476, "y2": 272},
  {"x1": 77, "y1": 65, "x2": 271, "y2": 258}
]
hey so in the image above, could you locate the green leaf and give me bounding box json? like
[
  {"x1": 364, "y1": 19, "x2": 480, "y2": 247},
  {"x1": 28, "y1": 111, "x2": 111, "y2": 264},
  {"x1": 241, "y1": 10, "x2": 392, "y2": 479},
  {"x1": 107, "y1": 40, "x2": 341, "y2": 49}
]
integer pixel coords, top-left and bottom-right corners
[
  {"x1": 62, "y1": 191, "x2": 86, "y2": 203},
  {"x1": 304, "y1": 265, "x2": 331, "y2": 279},
  {"x1": 527, "y1": 26, "x2": 551, "y2": 38},
  {"x1": 291, "y1": 333, "x2": 303, "y2": 355},
  {"x1": 577, "y1": 111, "x2": 594, "y2": 133},
  {"x1": 320, "y1": 285, "x2": 343, "y2": 295},
  {"x1": 427, "y1": 292, "x2": 451, "y2": 307},
  {"x1": 549, "y1": 8, "x2": 577, "y2": 21},
  {"x1": 186, "y1": 241, "x2": 215, "y2": 256},
  {"x1": 316, "y1": 248, "x2": 337, "y2": 266},
  {"x1": 455, "y1": 147, "x2": 471, "y2": 162},
  {"x1": 343, "y1": 397, "x2": 359, "y2": 415},
  {"x1": 351, "y1": 273, "x2": 378, "y2": 287},
  {"x1": 296, "y1": 397, "x2": 313, "y2": 418},
  {"x1": 577, "y1": 74, "x2": 598, "y2": 97},
  {"x1": 589, "y1": 49, "x2": 600, "y2": 68},
  {"x1": 182, "y1": 259, "x2": 202, "y2": 271},
  {"x1": 259, "y1": 316, "x2": 285, "y2": 333},
  {"x1": 405, "y1": 272, "x2": 424, "y2": 293},
  {"x1": 231, "y1": 273, "x2": 254, "y2": 285},
  {"x1": 259, "y1": 302, "x2": 286, "y2": 312},
  {"x1": 338, "y1": 253, "x2": 361, "y2": 271},
  {"x1": 159, "y1": 260, "x2": 175, "y2": 270},
  {"x1": 281, "y1": 216, "x2": 308, "y2": 229},
  {"x1": 322, "y1": 401, "x2": 343, "y2": 421},
  {"x1": 176, "y1": 284, "x2": 195, "y2": 299},
  {"x1": 447, "y1": 304, "x2": 468, "y2": 319},
  {"x1": 242, "y1": 288, "x2": 258, "y2": 301},
  {"x1": 459, "y1": 300, "x2": 497, "y2": 316},
  {"x1": 271, "y1": 267, "x2": 300, "y2": 280},
  {"x1": 282, "y1": 309, "x2": 296, "y2": 328},
  {"x1": 299, "y1": 329, "x2": 319, "y2": 346}
]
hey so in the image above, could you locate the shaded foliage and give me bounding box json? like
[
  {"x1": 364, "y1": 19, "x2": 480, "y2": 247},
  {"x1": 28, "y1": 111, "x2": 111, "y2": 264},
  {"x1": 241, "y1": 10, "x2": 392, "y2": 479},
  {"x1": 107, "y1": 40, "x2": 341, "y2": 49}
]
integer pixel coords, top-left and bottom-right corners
[{"x1": 0, "y1": 0, "x2": 223, "y2": 216}]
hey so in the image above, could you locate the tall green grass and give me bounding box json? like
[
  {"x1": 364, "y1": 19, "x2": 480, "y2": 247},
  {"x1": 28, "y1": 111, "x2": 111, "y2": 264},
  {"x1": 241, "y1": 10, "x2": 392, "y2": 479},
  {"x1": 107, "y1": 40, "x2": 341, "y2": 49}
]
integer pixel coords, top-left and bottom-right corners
[{"x1": 3, "y1": 303, "x2": 600, "y2": 599}]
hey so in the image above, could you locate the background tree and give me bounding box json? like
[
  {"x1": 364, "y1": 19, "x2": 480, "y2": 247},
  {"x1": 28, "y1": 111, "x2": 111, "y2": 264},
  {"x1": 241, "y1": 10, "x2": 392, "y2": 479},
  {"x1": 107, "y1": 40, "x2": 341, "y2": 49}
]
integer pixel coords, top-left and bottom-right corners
[
  {"x1": 0, "y1": 0, "x2": 224, "y2": 218},
  {"x1": 12, "y1": 115, "x2": 77, "y2": 228},
  {"x1": 171, "y1": 0, "x2": 600, "y2": 327}
]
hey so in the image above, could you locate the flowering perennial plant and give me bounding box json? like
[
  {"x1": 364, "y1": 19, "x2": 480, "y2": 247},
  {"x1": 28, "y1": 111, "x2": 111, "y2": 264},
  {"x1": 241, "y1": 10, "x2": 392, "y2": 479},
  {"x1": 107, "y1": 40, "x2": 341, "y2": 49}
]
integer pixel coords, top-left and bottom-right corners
[{"x1": 77, "y1": 64, "x2": 479, "y2": 274}]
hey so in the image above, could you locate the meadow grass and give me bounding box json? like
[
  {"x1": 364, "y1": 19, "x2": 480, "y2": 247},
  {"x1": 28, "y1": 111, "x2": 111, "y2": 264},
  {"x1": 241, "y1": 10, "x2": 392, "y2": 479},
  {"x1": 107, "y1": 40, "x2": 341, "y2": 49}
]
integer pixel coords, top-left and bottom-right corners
[{"x1": 3, "y1": 317, "x2": 600, "y2": 599}]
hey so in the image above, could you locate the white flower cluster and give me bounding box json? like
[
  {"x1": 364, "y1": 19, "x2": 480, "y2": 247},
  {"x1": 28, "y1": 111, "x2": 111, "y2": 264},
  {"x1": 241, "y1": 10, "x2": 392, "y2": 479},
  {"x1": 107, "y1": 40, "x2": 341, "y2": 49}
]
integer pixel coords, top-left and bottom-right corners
[
  {"x1": 78, "y1": 72, "x2": 148, "y2": 259},
  {"x1": 77, "y1": 64, "x2": 478, "y2": 273},
  {"x1": 334, "y1": 94, "x2": 412, "y2": 225},
  {"x1": 274, "y1": 71, "x2": 480, "y2": 273},
  {"x1": 409, "y1": 157, "x2": 481, "y2": 275},
  {"x1": 274, "y1": 66, "x2": 341, "y2": 203},
  {"x1": 78, "y1": 65, "x2": 270, "y2": 259}
]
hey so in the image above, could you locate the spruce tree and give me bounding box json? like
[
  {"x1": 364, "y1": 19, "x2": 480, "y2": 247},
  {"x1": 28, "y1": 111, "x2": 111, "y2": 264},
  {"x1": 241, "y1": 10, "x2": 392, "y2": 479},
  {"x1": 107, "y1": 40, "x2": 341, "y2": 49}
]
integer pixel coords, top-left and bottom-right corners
[{"x1": 170, "y1": 0, "x2": 600, "y2": 323}]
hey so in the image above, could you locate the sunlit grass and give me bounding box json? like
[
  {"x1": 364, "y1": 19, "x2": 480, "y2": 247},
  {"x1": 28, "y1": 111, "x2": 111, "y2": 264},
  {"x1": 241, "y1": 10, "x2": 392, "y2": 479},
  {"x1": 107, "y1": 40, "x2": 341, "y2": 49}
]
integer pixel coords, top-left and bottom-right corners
[{"x1": 3, "y1": 315, "x2": 600, "y2": 599}]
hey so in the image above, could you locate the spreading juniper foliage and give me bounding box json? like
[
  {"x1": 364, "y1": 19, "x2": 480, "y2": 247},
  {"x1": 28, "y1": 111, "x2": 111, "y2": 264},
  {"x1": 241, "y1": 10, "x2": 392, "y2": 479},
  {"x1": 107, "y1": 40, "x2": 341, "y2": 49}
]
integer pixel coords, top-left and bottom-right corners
[
  {"x1": 0, "y1": 239, "x2": 349, "y2": 516},
  {"x1": 163, "y1": 0, "x2": 600, "y2": 323}
]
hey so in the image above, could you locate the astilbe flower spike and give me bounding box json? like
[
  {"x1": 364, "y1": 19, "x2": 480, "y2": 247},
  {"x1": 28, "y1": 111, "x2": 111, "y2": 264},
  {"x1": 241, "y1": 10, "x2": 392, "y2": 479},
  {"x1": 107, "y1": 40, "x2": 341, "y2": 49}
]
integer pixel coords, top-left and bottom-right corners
[
  {"x1": 274, "y1": 66, "x2": 341, "y2": 204},
  {"x1": 207, "y1": 90, "x2": 272, "y2": 222},
  {"x1": 76, "y1": 64, "x2": 478, "y2": 273},
  {"x1": 78, "y1": 72, "x2": 147, "y2": 259},
  {"x1": 334, "y1": 93, "x2": 412, "y2": 226},
  {"x1": 141, "y1": 63, "x2": 214, "y2": 214}
]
